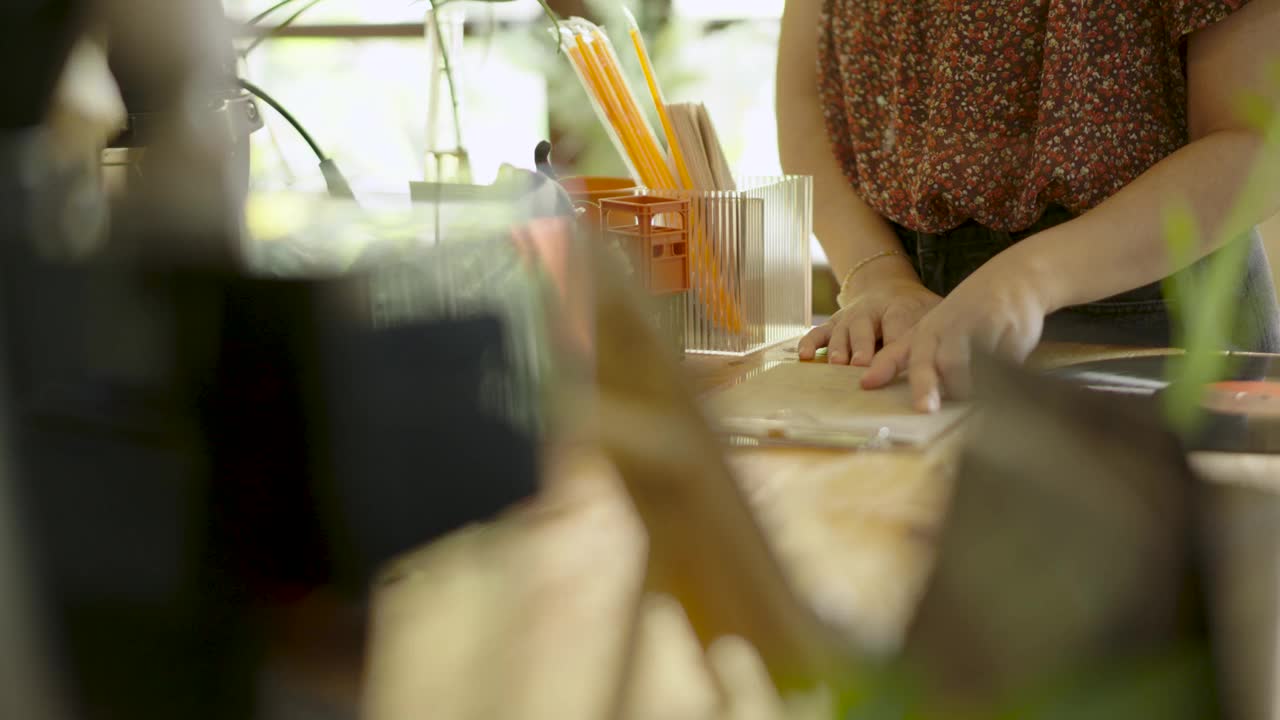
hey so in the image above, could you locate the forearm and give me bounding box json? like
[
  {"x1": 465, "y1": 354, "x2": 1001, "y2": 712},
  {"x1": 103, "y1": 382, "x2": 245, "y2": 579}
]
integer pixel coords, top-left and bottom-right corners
[{"x1": 1008, "y1": 129, "x2": 1279, "y2": 312}]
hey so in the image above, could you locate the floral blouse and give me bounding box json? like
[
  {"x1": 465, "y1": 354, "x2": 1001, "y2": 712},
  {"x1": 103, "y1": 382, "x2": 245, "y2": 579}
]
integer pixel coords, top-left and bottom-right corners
[{"x1": 818, "y1": 0, "x2": 1251, "y2": 233}]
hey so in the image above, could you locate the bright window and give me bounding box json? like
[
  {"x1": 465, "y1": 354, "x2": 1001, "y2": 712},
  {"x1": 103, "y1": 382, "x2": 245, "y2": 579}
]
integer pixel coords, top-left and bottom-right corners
[
  {"x1": 240, "y1": 34, "x2": 548, "y2": 192},
  {"x1": 226, "y1": 0, "x2": 787, "y2": 190}
]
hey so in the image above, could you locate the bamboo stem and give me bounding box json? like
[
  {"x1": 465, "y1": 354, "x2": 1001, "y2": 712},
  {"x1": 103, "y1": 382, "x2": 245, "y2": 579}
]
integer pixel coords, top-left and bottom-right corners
[{"x1": 427, "y1": 1, "x2": 465, "y2": 155}]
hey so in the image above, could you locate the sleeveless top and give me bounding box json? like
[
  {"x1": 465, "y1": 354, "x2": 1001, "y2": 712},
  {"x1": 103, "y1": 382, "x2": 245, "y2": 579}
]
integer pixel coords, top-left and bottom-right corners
[{"x1": 817, "y1": 0, "x2": 1252, "y2": 233}]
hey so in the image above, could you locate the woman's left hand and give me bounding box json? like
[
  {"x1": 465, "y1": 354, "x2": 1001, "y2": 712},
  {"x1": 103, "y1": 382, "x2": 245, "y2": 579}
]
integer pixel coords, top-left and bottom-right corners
[{"x1": 859, "y1": 254, "x2": 1052, "y2": 412}]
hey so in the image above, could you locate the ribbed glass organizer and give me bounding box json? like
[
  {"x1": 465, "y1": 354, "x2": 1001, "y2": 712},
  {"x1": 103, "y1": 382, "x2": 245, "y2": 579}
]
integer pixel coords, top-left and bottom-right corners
[{"x1": 643, "y1": 175, "x2": 812, "y2": 356}]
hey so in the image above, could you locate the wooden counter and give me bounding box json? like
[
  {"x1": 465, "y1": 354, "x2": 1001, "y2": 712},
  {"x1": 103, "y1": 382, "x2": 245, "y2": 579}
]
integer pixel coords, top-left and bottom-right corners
[{"x1": 358, "y1": 341, "x2": 1280, "y2": 720}]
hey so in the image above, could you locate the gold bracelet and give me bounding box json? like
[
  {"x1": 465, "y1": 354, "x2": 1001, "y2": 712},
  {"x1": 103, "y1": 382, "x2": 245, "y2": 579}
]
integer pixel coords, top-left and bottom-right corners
[{"x1": 838, "y1": 249, "x2": 906, "y2": 296}]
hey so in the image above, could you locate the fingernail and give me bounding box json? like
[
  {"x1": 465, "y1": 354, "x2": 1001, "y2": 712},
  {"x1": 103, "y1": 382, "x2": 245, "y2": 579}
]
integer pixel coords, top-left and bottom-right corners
[
  {"x1": 830, "y1": 352, "x2": 845, "y2": 363},
  {"x1": 923, "y1": 391, "x2": 941, "y2": 414},
  {"x1": 851, "y1": 351, "x2": 866, "y2": 365}
]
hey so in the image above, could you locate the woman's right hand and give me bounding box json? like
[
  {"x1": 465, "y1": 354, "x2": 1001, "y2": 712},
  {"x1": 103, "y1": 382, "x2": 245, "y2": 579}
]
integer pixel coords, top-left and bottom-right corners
[{"x1": 799, "y1": 269, "x2": 943, "y2": 366}]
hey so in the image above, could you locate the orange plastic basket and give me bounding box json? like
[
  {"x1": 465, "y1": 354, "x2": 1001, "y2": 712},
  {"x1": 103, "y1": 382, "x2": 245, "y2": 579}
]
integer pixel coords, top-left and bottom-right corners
[{"x1": 601, "y1": 195, "x2": 690, "y2": 295}]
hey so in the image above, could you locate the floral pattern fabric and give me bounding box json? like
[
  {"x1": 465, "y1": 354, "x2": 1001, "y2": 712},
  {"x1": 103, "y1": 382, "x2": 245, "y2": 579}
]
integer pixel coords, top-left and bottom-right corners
[{"x1": 818, "y1": 0, "x2": 1250, "y2": 233}]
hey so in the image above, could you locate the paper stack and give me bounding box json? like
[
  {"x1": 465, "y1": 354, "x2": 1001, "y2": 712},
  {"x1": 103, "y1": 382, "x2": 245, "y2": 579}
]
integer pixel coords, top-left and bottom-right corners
[{"x1": 664, "y1": 102, "x2": 735, "y2": 192}]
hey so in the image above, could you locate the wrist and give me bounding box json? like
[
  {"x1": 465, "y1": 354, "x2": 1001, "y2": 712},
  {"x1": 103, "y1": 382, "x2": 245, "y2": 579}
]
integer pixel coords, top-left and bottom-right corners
[
  {"x1": 995, "y1": 236, "x2": 1070, "y2": 314},
  {"x1": 837, "y1": 251, "x2": 918, "y2": 305}
]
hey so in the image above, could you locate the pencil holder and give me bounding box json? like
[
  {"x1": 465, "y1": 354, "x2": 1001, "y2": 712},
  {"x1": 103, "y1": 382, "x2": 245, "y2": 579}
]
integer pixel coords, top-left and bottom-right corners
[{"x1": 643, "y1": 175, "x2": 813, "y2": 356}]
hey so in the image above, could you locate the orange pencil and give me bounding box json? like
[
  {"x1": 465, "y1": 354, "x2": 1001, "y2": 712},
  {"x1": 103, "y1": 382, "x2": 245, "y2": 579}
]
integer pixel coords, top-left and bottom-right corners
[
  {"x1": 561, "y1": 26, "x2": 645, "y2": 183},
  {"x1": 587, "y1": 27, "x2": 674, "y2": 188},
  {"x1": 623, "y1": 8, "x2": 693, "y2": 191},
  {"x1": 570, "y1": 32, "x2": 660, "y2": 185}
]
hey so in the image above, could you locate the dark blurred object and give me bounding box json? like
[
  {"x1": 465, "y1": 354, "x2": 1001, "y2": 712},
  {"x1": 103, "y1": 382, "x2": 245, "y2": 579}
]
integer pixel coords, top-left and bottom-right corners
[
  {"x1": 106, "y1": 2, "x2": 354, "y2": 206},
  {"x1": 3, "y1": 112, "x2": 254, "y2": 720},
  {"x1": 900, "y1": 357, "x2": 1222, "y2": 718},
  {"x1": 1200, "y1": 477, "x2": 1280, "y2": 720},
  {"x1": 0, "y1": 0, "x2": 89, "y2": 129},
  {"x1": 185, "y1": 271, "x2": 541, "y2": 598},
  {"x1": 105, "y1": 2, "x2": 263, "y2": 205},
  {"x1": 1, "y1": 3, "x2": 549, "y2": 719},
  {"x1": 534, "y1": 139, "x2": 559, "y2": 180},
  {"x1": 104, "y1": 88, "x2": 262, "y2": 197},
  {"x1": 0, "y1": 256, "x2": 69, "y2": 720},
  {"x1": 314, "y1": 314, "x2": 535, "y2": 585}
]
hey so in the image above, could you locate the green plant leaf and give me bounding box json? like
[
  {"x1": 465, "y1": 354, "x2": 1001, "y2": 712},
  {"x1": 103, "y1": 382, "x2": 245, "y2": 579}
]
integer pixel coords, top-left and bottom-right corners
[
  {"x1": 1159, "y1": 203, "x2": 1199, "y2": 344},
  {"x1": 1163, "y1": 242, "x2": 1248, "y2": 435},
  {"x1": 248, "y1": 0, "x2": 303, "y2": 25},
  {"x1": 1267, "y1": 59, "x2": 1280, "y2": 91},
  {"x1": 242, "y1": 0, "x2": 325, "y2": 55},
  {"x1": 431, "y1": 0, "x2": 519, "y2": 7},
  {"x1": 1163, "y1": 72, "x2": 1280, "y2": 434},
  {"x1": 425, "y1": 0, "x2": 563, "y2": 52},
  {"x1": 1235, "y1": 91, "x2": 1277, "y2": 134}
]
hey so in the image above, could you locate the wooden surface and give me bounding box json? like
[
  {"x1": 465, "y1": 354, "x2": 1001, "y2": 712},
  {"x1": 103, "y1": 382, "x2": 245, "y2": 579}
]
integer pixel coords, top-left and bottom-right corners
[{"x1": 359, "y1": 341, "x2": 1279, "y2": 720}]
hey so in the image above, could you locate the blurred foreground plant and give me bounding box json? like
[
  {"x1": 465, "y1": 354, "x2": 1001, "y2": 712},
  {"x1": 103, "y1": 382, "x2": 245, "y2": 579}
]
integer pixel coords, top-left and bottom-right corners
[{"x1": 1162, "y1": 60, "x2": 1280, "y2": 433}]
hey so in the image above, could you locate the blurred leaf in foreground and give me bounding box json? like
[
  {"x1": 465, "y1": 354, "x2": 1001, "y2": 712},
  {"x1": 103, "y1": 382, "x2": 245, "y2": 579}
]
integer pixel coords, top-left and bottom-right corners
[{"x1": 1163, "y1": 61, "x2": 1280, "y2": 434}]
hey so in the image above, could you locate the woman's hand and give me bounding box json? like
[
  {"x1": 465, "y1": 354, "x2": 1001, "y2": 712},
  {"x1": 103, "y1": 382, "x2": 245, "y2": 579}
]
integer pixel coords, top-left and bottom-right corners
[
  {"x1": 860, "y1": 253, "x2": 1050, "y2": 411},
  {"x1": 799, "y1": 265, "x2": 942, "y2": 366}
]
